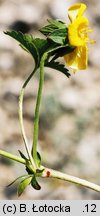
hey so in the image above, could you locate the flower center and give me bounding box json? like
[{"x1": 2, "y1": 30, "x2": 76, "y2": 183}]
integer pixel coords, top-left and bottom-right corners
[{"x1": 78, "y1": 26, "x2": 95, "y2": 44}]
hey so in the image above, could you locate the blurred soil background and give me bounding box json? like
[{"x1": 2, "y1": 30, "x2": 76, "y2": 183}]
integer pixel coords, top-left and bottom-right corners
[{"x1": 0, "y1": 0, "x2": 100, "y2": 199}]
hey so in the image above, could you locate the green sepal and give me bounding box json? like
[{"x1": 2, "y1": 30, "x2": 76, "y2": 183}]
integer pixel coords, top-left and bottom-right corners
[
  {"x1": 31, "y1": 175, "x2": 41, "y2": 190},
  {"x1": 17, "y1": 176, "x2": 32, "y2": 196}
]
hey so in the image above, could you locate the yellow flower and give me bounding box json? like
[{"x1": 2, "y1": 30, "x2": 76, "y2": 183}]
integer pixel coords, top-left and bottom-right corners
[
  {"x1": 64, "y1": 3, "x2": 95, "y2": 72},
  {"x1": 68, "y1": 3, "x2": 86, "y2": 22}
]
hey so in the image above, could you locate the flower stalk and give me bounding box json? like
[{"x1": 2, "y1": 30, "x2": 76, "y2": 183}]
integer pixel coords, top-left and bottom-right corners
[{"x1": 32, "y1": 53, "x2": 48, "y2": 167}]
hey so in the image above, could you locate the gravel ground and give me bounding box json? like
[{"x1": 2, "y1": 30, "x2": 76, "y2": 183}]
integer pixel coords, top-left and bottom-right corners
[{"x1": 0, "y1": 0, "x2": 100, "y2": 199}]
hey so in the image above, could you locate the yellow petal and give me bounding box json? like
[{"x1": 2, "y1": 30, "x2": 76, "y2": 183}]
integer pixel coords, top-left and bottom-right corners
[
  {"x1": 64, "y1": 46, "x2": 88, "y2": 72},
  {"x1": 68, "y1": 16, "x2": 89, "y2": 46},
  {"x1": 68, "y1": 3, "x2": 87, "y2": 22}
]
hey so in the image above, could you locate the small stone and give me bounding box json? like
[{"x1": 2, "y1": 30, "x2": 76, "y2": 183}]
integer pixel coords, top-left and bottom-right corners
[
  {"x1": 0, "y1": 53, "x2": 14, "y2": 70},
  {"x1": 60, "y1": 88, "x2": 82, "y2": 110},
  {"x1": 17, "y1": 4, "x2": 42, "y2": 24}
]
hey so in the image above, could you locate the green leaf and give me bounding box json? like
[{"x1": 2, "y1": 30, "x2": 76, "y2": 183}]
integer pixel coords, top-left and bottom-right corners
[
  {"x1": 32, "y1": 38, "x2": 53, "y2": 60},
  {"x1": 51, "y1": 45, "x2": 75, "y2": 61},
  {"x1": 4, "y1": 31, "x2": 39, "y2": 66},
  {"x1": 4, "y1": 30, "x2": 72, "y2": 79},
  {"x1": 36, "y1": 168, "x2": 45, "y2": 177},
  {"x1": 40, "y1": 25, "x2": 57, "y2": 36},
  {"x1": 48, "y1": 28, "x2": 68, "y2": 45},
  {"x1": 7, "y1": 174, "x2": 30, "y2": 187},
  {"x1": 48, "y1": 19, "x2": 67, "y2": 29},
  {"x1": 45, "y1": 60, "x2": 70, "y2": 78},
  {"x1": 31, "y1": 175, "x2": 41, "y2": 190},
  {"x1": 26, "y1": 162, "x2": 34, "y2": 175},
  {"x1": 40, "y1": 19, "x2": 67, "y2": 36},
  {"x1": 4, "y1": 31, "x2": 58, "y2": 66},
  {"x1": 36, "y1": 152, "x2": 41, "y2": 168},
  {"x1": 19, "y1": 44, "x2": 30, "y2": 53},
  {"x1": 17, "y1": 176, "x2": 32, "y2": 196},
  {"x1": 18, "y1": 150, "x2": 29, "y2": 161}
]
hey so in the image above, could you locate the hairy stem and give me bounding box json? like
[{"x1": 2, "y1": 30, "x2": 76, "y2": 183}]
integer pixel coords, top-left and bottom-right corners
[
  {"x1": 32, "y1": 53, "x2": 48, "y2": 166},
  {"x1": 19, "y1": 68, "x2": 37, "y2": 170},
  {"x1": 0, "y1": 150, "x2": 26, "y2": 164},
  {"x1": 42, "y1": 167, "x2": 100, "y2": 193}
]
